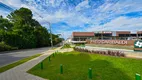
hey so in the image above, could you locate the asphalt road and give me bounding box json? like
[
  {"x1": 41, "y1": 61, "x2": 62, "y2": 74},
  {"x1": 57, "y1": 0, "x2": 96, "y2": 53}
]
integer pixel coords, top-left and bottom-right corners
[{"x1": 0, "y1": 47, "x2": 51, "y2": 67}]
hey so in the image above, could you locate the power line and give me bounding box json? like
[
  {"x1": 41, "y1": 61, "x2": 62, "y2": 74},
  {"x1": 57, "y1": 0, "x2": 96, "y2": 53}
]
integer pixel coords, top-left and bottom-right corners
[{"x1": 0, "y1": 2, "x2": 14, "y2": 11}]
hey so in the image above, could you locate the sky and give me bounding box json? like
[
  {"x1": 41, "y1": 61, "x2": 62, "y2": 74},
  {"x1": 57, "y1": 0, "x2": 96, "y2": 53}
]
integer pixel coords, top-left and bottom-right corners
[{"x1": 0, "y1": 0, "x2": 142, "y2": 39}]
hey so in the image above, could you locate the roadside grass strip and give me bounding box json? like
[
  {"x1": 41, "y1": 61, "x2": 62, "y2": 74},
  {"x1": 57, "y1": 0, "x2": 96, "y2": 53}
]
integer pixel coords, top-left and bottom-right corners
[{"x1": 0, "y1": 54, "x2": 41, "y2": 73}]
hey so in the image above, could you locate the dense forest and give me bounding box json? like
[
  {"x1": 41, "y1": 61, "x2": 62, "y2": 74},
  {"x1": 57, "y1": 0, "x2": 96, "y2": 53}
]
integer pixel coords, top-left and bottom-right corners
[{"x1": 0, "y1": 7, "x2": 62, "y2": 51}]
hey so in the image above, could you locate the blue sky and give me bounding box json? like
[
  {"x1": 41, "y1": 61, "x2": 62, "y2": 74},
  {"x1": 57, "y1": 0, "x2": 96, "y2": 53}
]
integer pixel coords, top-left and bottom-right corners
[{"x1": 0, "y1": 0, "x2": 142, "y2": 39}]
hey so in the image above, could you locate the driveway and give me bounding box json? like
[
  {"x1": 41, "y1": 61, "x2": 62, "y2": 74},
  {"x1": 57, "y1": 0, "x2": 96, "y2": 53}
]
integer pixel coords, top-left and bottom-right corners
[{"x1": 0, "y1": 47, "x2": 51, "y2": 67}]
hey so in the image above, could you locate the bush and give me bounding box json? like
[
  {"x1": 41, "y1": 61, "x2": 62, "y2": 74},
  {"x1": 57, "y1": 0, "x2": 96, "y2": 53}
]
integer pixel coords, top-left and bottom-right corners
[
  {"x1": 61, "y1": 44, "x2": 71, "y2": 49},
  {"x1": 75, "y1": 43, "x2": 85, "y2": 47},
  {"x1": 74, "y1": 47, "x2": 125, "y2": 57},
  {"x1": 0, "y1": 42, "x2": 18, "y2": 52}
]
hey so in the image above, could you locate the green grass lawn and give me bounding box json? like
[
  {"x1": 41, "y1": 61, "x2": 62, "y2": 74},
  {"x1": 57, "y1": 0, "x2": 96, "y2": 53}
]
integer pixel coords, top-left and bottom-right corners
[
  {"x1": 0, "y1": 54, "x2": 41, "y2": 73},
  {"x1": 51, "y1": 47, "x2": 58, "y2": 50},
  {"x1": 28, "y1": 51, "x2": 142, "y2": 80}
]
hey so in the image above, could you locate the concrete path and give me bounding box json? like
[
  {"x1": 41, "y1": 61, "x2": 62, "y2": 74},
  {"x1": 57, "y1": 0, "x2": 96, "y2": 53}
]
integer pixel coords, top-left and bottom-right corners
[
  {"x1": 0, "y1": 47, "x2": 61, "y2": 80},
  {"x1": 0, "y1": 47, "x2": 50, "y2": 67},
  {"x1": 59, "y1": 48, "x2": 73, "y2": 53}
]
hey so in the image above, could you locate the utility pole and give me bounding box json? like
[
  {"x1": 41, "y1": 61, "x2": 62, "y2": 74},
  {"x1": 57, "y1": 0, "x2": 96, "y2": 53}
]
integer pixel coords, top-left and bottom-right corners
[
  {"x1": 62, "y1": 33, "x2": 64, "y2": 46},
  {"x1": 47, "y1": 22, "x2": 53, "y2": 48},
  {"x1": 137, "y1": 31, "x2": 139, "y2": 40}
]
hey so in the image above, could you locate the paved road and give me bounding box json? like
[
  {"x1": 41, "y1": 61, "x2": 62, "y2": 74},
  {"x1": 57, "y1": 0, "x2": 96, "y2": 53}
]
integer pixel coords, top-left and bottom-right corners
[
  {"x1": 0, "y1": 47, "x2": 51, "y2": 67},
  {"x1": 0, "y1": 47, "x2": 66, "y2": 80}
]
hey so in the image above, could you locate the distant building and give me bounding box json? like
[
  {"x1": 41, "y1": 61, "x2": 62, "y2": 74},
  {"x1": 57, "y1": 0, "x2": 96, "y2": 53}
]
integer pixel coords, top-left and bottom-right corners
[
  {"x1": 71, "y1": 32, "x2": 94, "y2": 43},
  {"x1": 71, "y1": 31, "x2": 142, "y2": 44}
]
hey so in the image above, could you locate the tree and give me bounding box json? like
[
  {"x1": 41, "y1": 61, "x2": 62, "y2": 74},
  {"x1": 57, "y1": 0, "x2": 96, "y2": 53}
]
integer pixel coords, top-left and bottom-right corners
[
  {"x1": 0, "y1": 7, "x2": 62, "y2": 51},
  {"x1": 0, "y1": 15, "x2": 13, "y2": 31},
  {"x1": 6, "y1": 8, "x2": 37, "y2": 48},
  {"x1": 6, "y1": 7, "x2": 52, "y2": 48},
  {"x1": 52, "y1": 34, "x2": 63, "y2": 45},
  {"x1": 0, "y1": 15, "x2": 13, "y2": 43},
  {"x1": 34, "y1": 26, "x2": 50, "y2": 47},
  {"x1": 7, "y1": 7, "x2": 32, "y2": 24}
]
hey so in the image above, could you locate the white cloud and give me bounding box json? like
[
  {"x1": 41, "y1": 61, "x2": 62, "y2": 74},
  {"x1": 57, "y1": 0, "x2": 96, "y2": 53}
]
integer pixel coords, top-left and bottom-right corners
[
  {"x1": 33, "y1": 10, "x2": 92, "y2": 28},
  {"x1": 1, "y1": 0, "x2": 142, "y2": 39},
  {"x1": 55, "y1": 29, "x2": 72, "y2": 39},
  {"x1": 111, "y1": 0, "x2": 142, "y2": 14},
  {"x1": 89, "y1": 0, "x2": 142, "y2": 25},
  {"x1": 0, "y1": 10, "x2": 9, "y2": 17},
  {"x1": 75, "y1": 0, "x2": 90, "y2": 11},
  {"x1": 64, "y1": 14, "x2": 92, "y2": 27},
  {"x1": 34, "y1": 11, "x2": 75, "y2": 24},
  {"x1": 97, "y1": 0, "x2": 142, "y2": 14},
  {"x1": 0, "y1": 0, "x2": 22, "y2": 8},
  {"x1": 87, "y1": 16, "x2": 142, "y2": 32}
]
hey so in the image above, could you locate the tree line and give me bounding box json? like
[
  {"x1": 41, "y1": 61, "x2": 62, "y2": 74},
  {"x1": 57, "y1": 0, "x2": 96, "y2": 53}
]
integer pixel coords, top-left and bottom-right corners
[{"x1": 0, "y1": 7, "x2": 62, "y2": 51}]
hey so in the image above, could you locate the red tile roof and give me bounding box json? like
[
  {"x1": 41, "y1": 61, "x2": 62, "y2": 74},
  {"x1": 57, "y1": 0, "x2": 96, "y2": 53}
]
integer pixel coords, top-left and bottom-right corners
[
  {"x1": 72, "y1": 32, "x2": 94, "y2": 37},
  {"x1": 137, "y1": 31, "x2": 142, "y2": 34}
]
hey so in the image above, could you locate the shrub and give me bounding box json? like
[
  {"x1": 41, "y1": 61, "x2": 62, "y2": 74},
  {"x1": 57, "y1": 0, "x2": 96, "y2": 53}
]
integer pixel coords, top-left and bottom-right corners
[
  {"x1": 0, "y1": 41, "x2": 18, "y2": 52},
  {"x1": 61, "y1": 44, "x2": 71, "y2": 49},
  {"x1": 75, "y1": 43, "x2": 85, "y2": 46},
  {"x1": 74, "y1": 47, "x2": 125, "y2": 57}
]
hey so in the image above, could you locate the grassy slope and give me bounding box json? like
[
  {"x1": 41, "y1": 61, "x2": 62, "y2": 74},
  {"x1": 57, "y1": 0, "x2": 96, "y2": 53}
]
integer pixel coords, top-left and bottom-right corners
[
  {"x1": 0, "y1": 54, "x2": 41, "y2": 73},
  {"x1": 28, "y1": 51, "x2": 142, "y2": 80}
]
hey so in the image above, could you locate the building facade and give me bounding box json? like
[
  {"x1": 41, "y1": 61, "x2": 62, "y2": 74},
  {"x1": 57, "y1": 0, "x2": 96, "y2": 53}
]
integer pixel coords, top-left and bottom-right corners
[{"x1": 71, "y1": 31, "x2": 142, "y2": 43}]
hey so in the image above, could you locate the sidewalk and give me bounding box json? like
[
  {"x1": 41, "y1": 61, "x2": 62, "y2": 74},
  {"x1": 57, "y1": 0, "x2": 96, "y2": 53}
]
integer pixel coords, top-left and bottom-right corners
[{"x1": 0, "y1": 47, "x2": 61, "y2": 80}]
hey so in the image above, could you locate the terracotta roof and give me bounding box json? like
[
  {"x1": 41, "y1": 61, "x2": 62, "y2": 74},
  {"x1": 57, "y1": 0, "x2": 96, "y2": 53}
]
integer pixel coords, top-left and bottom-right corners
[
  {"x1": 72, "y1": 32, "x2": 94, "y2": 37},
  {"x1": 137, "y1": 31, "x2": 142, "y2": 34}
]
